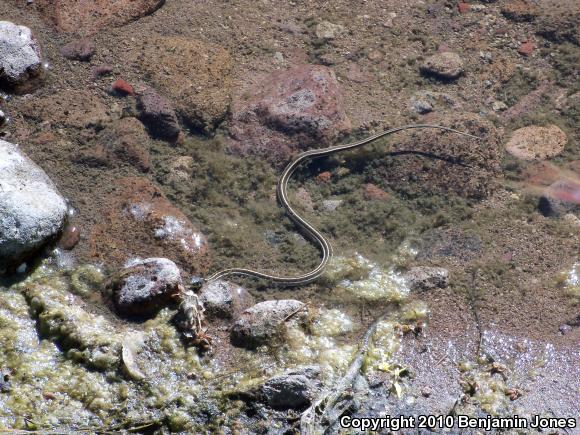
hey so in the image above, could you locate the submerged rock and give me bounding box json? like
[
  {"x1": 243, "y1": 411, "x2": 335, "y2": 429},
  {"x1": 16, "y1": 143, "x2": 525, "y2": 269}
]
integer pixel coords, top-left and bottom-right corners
[
  {"x1": 404, "y1": 266, "x2": 449, "y2": 291},
  {"x1": 0, "y1": 21, "x2": 43, "y2": 90},
  {"x1": 110, "y1": 258, "x2": 183, "y2": 318},
  {"x1": 228, "y1": 64, "x2": 351, "y2": 165},
  {"x1": 33, "y1": 0, "x2": 166, "y2": 33},
  {"x1": 20, "y1": 89, "x2": 110, "y2": 129},
  {"x1": 420, "y1": 52, "x2": 464, "y2": 80},
  {"x1": 538, "y1": 180, "x2": 580, "y2": 217},
  {"x1": 261, "y1": 366, "x2": 322, "y2": 410},
  {"x1": 231, "y1": 300, "x2": 308, "y2": 349},
  {"x1": 60, "y1": 38, "x2": 95, "y2": 61},
  {"x1": 89, "y1": 177, "x2": 211, "y2": 276},
  {"x1": 136, "y1": 86, "x2": 180, "y2": 140},
  {"x1": 505, "y1": 125, "x2": 567, "y2": 161},
  {"x1": 0, "y1": 140, "x2": 68, "y2": 273},
  {"x1": 138, "y1": 36, "x2": 232, "y2": 130},
  {"x1": 198, "y1": 280, "x2": 254, "y2": 319}
]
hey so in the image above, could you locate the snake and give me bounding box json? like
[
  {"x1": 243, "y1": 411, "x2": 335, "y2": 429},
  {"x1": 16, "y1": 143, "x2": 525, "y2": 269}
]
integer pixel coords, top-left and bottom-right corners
[{"x1": 206, "y1": 124, "x2": 479, "y2": 287}]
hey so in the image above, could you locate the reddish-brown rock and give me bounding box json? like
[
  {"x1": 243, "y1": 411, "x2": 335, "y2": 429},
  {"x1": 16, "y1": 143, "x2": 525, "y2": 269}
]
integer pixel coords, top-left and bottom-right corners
[
  {"x1": 315, "y1": 171, "x2": 332, "y2": 184},
  {"x1": 228, "y1": 65, "x2": 351, "y2": 165},
  {"x1": 89, "y1": 177, "x2": 211, "y2": 276},
  {"x1": 137, "y1": 37, "x2": 232, "y2": 130},
  {"x1": 457, "y1": 2, "x2": 470, "y2": 14},
  {"x1": 33, "y1": 0, "x2": 165, "y2": 34},
  {"x1": 58, "y1": 224, "x2": 81, "y2": 250},
  {"x1": 517, "y1": 40, "x2": 535, "y2": 56},
  {"x1": 363, "y1": 183, "x2": 390, "y2": 202},
  {"x1": 501, "y1": 1, "x2": 539, "y2": 22},
  {"x1": 111, "y1": 79, "x2": 135, "y2": 97}
]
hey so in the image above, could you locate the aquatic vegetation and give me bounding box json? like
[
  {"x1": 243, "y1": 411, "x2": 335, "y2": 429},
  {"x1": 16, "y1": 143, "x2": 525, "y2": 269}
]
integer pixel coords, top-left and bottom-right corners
[
  {"x1": 558, "y1": 261, "x2": 580, "y2": 302},
  {"x1": 328, "y1": 254, "x2": 410, "y2": 303}
]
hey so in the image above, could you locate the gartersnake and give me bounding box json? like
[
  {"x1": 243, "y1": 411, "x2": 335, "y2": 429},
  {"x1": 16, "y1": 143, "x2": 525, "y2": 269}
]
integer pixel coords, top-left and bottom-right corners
[{"x1": 206, "y1": 124, "x2": 479, "y2": 287}]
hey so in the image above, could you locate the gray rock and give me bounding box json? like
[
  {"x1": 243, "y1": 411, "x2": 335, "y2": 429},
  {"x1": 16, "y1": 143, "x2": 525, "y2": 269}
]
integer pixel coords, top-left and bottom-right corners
[
  {"x1": 110, "y1": 258, "x2": 183, "y2": 318},
  {"x1": 322, "y1": 199, "x2": 342, "y2": 211},
  {"x1": 198, "y1": 279, "x2": 254, "y2": 319},
  {"x1": 420, "y1": 52, "x2": 464, "y2": 80},
  {"x1": 262, "y1": 366, "x2": 322, "y2": 410},
  {"x1": 231, "y1": 299, "x2": 308, "y2": 349},
  {"x1": 0, "y1": 21, "x2": 43, "y2": 88},
  {"x1": 136, "y1": 86, "x2": 181, "y2": 140},
  {"x1": 0, "y1": 140, "x2": 68, "y2": 273},
  {"x1": 409, "y1": 97, "x2": 433, "y2": 114},
  {"x1": 404, "y1": 266, "x2": 449, "y2": 291},
  {"x1": 0, "y1": 109, "x2": 6, "y2": 127}
]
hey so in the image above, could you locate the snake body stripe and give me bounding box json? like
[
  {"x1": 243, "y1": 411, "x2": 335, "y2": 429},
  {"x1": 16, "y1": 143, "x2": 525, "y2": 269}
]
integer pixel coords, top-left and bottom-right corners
[{"x1": 207, "y1": 124, "x2": 479, "y2": 286}]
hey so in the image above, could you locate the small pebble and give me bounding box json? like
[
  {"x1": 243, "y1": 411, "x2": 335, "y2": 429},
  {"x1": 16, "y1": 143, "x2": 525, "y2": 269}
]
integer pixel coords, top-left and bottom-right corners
[{"x1": 58, "y1": 224, "x2": 81, "y2": 250}]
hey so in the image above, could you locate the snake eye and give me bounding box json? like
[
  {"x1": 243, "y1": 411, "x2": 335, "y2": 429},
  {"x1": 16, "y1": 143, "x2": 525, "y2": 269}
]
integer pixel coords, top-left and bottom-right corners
[{"x1": 189, "y1": 276, "x2": 205, "y2": 291}]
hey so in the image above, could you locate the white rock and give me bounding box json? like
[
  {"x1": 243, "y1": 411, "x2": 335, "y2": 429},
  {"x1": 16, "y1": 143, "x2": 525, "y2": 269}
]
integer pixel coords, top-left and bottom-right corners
[
  {"x1": 0, "y1": 21, "x2": 43, "y2": 87},
  {"x1": 0, "y1": 140, "x2": 68, "y2": 272}
]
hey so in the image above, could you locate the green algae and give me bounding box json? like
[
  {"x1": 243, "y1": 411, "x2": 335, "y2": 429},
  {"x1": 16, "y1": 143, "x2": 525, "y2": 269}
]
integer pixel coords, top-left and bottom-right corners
[{"x1": 557, "y1": 261, "x2": 580, "y2": 302}]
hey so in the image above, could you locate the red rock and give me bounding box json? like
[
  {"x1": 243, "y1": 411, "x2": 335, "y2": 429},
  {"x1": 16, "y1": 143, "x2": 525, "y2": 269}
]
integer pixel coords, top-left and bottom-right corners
[
  {"x1": 89, "y1": 177, "x2": 211, "y2": 277},
  {"x1": 363, "y1": 183, "x2": 390, "y2": 202},
  {"x1": 457, "y1": 2, "x2": 470, "y2": 14},
  {"x1": 315, "y1": 171, "x2": 332, "y2": 184},
  {"x1": 111, "y1": 79, "x2": 134, "y2": 96},
  {"x1": 33, "y1": 0, "x2": 165, "y2": 33},
  {"x1": 518, "y1": 40, "x2": 535, "y2": 56},
  {"x1": 228, "y1": 65, "x2": 351, "y2": 165}
]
